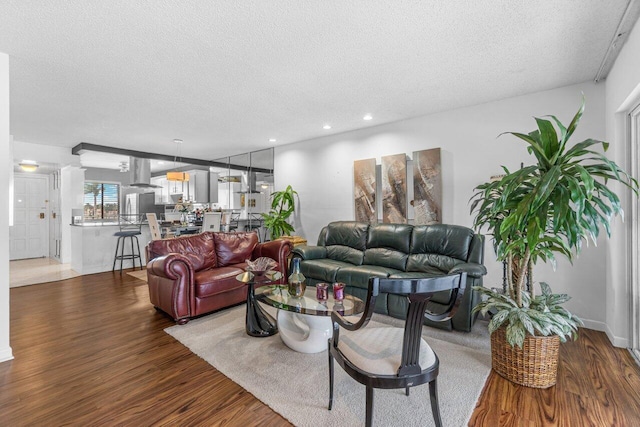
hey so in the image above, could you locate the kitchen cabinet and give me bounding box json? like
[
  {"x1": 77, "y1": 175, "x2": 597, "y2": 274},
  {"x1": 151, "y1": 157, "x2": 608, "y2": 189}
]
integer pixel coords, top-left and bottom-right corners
[
  {"x1": 150, "y1": 176, "x2": 170, "y2": 204},
  {"x1": 186, "y1": 170, "x2": 210, "y2": 203}
]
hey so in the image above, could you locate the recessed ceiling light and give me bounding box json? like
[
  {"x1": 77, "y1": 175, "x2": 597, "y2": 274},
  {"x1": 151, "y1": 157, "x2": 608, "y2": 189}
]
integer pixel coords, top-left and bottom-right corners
[
  {"x1": 269, "y1": 138, "x2": 276, "y2": 142},
  {"x1": 173, "y1": 139, "x2": 183, "y2": 144},
  {"x1": 363, "y1": 114, "x2": 373, "y2": 121},
  {"x1": 323, "y1": 124, "x2": 332, "y2": 130},
  {"x1": 158, "y1": 161, "x2": 165, "y2": 165}
]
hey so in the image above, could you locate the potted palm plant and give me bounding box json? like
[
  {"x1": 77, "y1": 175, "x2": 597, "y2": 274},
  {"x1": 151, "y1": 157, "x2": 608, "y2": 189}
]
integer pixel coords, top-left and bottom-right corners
[
  {"x1": 261, "y1": 185, "x2": 298, "y2": 240},
  {"x1": 470, "y1": 100, "x2": 638, "y2": 388}
]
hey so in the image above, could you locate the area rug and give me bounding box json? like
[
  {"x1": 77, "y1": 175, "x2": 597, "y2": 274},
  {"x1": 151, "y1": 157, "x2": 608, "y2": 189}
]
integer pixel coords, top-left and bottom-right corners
[{"x1": 165, "y1": 306, "x2": 491, "y2": 427}]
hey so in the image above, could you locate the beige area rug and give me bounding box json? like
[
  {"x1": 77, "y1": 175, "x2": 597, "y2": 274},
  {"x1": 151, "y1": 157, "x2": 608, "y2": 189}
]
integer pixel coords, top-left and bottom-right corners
[
  {"x1": 165, "y1": 305, "x2": 491, "y2": 427},
  {"x1": 126, "y1": 269, "x2": 148, "y2": 282}
]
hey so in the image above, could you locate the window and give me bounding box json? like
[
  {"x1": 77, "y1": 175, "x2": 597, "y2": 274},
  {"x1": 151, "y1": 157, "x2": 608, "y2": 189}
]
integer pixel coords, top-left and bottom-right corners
[{"x1": 84, "y1": 182, "x2": 119, "y2": 222}]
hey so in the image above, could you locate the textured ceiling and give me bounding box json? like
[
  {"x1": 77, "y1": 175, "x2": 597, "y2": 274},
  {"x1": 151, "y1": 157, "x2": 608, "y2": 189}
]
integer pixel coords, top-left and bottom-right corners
[{"x1": 0, "y1": 1, "x2": 630, "y2": 164}]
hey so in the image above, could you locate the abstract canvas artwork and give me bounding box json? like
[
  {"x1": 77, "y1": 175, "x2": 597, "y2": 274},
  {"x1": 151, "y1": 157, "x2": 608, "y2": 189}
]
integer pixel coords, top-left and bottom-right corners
[
  {"x1": 381, "y1": 153, "x2": 407, "y2": 223},
  {"x1": 354, "y1": 158, "x2": 377, "y2": 223},
  {"x1": 412, "y1": 148, "x2": 442, "y2": 225}
]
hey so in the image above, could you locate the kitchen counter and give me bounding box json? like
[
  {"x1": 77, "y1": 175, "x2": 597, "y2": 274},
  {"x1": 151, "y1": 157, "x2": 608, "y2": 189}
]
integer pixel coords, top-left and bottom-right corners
[{"x1": 70, "y1": 223, "x2": 152, "y2": 274}]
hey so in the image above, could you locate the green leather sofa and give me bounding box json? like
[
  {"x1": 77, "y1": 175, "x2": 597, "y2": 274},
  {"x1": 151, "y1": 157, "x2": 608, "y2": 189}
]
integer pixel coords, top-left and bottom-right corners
[{"x1": 292, "y1": 221, "x2": 486, "y2": 332}]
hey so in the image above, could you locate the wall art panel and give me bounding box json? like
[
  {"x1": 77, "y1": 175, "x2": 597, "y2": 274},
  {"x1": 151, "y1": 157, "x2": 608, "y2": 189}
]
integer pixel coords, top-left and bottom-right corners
[
  {"x1": 412, "y1": 148, "x2": 442, "y2": 225},
  {"x1": 354, "y1": 158, "x2": 377, "y2": 223},
  {"x1": 381, "y1": 153, "x2": 407, "y2": 223}
]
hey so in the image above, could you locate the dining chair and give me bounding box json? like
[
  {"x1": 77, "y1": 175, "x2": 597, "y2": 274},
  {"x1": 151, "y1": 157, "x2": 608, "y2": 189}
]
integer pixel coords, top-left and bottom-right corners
[
  {"x1": 328, "y1": 273, "x2": 467, "y2": 427},
  {"x1": 201, "y1": 212, "x2": 222, "y2": 232},
  {"x1": 146, "y1": 213, "x2": 162, "y2": 240}
]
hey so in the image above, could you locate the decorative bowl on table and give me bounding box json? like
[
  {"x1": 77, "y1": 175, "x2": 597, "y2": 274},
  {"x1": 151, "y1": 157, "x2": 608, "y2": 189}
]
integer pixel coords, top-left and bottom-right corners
[{"x1": 246, "y1": 257, "x2": 278, "y2": 278}]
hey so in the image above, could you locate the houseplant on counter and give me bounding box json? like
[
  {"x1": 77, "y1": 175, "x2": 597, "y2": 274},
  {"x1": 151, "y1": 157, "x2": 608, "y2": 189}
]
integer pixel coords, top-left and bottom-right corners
[
  {"x1": 470, "y1": 100, "x2": 638, "y2": 388},
  {"x1": 261, "y1": 185, "x2": 298, "y2": 240}
]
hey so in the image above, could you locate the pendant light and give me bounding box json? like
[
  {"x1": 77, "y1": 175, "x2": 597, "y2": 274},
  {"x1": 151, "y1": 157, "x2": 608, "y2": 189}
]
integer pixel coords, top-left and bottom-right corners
[{"x1": 166, "y1": 139, "x2": 190, "y2": 182}]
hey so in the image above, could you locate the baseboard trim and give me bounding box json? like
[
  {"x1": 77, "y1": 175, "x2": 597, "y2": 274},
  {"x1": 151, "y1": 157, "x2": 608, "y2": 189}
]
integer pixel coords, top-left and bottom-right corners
[
  {"x1": 0, "y1": 346, "x2": 14, "y2": 363},
  {"x1": 580, "y1": 319, "x2": 629, "y2": 348}
]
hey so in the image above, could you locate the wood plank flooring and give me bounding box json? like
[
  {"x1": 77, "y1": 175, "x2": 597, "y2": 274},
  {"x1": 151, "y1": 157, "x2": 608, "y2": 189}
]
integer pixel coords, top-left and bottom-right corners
[{"x1": 1, "y1": 270, "x2": 639, "y2": 426}]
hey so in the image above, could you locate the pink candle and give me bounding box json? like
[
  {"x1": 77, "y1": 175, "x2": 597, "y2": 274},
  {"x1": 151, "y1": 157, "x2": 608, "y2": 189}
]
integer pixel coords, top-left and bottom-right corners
[
  {"x1": 333, "y1": 282, "x2": 345, "y2": 301},
  {"x1": 316, "y1": 283, "x2": 329, "y2": 301}
]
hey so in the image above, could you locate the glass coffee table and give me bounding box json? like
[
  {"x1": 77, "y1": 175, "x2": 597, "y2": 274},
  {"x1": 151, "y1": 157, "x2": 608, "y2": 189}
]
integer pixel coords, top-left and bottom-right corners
[{"x1": 256, "y1": 285, "x2": 364, "y2": 353}]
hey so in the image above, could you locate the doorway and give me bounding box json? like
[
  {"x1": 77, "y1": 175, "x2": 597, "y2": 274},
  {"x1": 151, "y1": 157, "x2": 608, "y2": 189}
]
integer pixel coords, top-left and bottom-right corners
[{"x1": 10, "y1": 174, "x2": 49, "y2": 260}]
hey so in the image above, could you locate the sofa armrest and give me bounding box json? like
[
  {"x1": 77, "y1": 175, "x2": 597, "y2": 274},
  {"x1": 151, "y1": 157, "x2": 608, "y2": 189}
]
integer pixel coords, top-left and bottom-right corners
[
  {"x1": 147, "y1": 253, "x2": 195, "y2": 280},
  {"x1": 448, "y1": 262, "x2": 487, "y2": 278},
  {"x1": 292, "y1": 245, "x2": 327, "y2": 260}
]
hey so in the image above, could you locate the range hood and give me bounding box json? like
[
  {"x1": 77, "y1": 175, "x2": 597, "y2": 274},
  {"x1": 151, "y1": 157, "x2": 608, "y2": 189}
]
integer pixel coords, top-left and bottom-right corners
[
  {"x1": 129, "y1": 157, "x2": 161, "y2": 188},
  {"x1": 238, "y1": 171, "x2": 260, "y2": 193}
]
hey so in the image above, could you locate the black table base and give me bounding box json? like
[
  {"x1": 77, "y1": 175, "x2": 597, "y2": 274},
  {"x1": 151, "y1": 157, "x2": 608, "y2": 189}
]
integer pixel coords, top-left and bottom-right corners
[{"x1": 245, "y1": 283, "x2": 278, "y2": 337}]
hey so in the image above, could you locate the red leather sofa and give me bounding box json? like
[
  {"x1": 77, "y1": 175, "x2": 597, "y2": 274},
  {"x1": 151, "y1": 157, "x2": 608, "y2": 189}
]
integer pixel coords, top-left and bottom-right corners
[{"x1": 145, "y1": 231, "x2": 292, "y2": 324}]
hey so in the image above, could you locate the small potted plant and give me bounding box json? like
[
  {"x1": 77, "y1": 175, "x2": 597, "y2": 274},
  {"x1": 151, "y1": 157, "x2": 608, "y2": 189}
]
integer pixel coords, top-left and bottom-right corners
[
  {"x1": 261, "y1": 185, "x2": 298, "y2": 240},
  {"x1": 470, "y1": 99, "x2": 638, "y2": 388}
]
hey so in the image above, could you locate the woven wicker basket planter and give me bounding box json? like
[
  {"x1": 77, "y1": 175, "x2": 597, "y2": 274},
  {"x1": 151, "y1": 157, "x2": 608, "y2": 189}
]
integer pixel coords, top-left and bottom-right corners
[{"x1": 490, "y1": 327, "x2": 560, "y2": 389}]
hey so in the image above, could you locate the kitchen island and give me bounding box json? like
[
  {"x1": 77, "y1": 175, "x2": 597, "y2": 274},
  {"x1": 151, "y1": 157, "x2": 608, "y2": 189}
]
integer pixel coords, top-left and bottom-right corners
[{"x1": 70, "y1": 222, "x2": 152, "y2": 275}]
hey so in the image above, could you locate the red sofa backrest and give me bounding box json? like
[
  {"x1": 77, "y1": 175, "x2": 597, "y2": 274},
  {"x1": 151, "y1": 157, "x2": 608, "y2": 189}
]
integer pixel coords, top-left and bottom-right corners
[
  {"x1": 146, "y1": 232, "x2": 218, "y2": 271},
  {"x1": 213, "y1": 231, "x2": 259, "y2": 267}
]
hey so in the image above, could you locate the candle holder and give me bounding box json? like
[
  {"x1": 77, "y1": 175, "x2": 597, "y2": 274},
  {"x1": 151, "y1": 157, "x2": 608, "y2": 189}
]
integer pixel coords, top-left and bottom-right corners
[
  {"x1": 332, "y1": 282, "x2": 345, "y2": 301},
  {"x1": 316, "y1": 283, "x2": 329, "y2": 301}
]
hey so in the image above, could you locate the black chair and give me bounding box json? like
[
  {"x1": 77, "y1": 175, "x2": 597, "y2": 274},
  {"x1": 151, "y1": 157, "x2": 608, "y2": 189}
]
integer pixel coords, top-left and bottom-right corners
[
  {"x1": 328, "y1": 273, "x2": 467, "y2": 427},
  {"x1": 112, "y1": 214, "x2": 143, "y2": 274}
]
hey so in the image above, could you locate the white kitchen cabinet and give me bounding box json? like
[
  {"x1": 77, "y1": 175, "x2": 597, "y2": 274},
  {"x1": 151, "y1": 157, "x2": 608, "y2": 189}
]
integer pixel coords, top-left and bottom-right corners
[{"x1": 185, "y1": 170, "x2": 210, "y2": 203}]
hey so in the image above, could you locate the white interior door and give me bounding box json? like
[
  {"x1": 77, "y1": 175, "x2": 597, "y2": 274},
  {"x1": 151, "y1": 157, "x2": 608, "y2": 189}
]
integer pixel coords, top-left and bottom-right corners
[
  {"x1": 49, "y1": 170, "x2": 62, "y2": 260},
  {"x1": 10, "y1": 174, "x2": 49, "y2": 260}
]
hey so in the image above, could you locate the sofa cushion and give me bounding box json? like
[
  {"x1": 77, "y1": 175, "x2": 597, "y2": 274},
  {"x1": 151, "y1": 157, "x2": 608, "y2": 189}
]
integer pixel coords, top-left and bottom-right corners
[
  {"x1": 335, "y1": 265, "x2": 400, "y2": 289},
  {"x1": 326, "y1": 246, "x2": 364, "y2": 265},
  {"x1": 367, "y1": 223, "x2": 412, "y2": 253},
  {"x1": 325, "y1": 221, "x2": 369, "y2": 250},
  {"x1": 363, "y1": 248, "x2": 407, "y2": 271},
  {"x1": 146, "y1": 232, "x2": 216, "y2": 271},
  {"x1": 300, "y1": 258, "x2": 353, "y2": 283},
  {"x1": 405, "y1": 253, "x2": 463, "y2": 274},
  {"x1": 410, "y1": 224, "x2": 474, "y2": 261},
  {"x1": 213, "y1": 232, "x2": 259, "y2": 267},
  {"x1": 195, "y1": 266, "x2": 246, "y2": 298}
]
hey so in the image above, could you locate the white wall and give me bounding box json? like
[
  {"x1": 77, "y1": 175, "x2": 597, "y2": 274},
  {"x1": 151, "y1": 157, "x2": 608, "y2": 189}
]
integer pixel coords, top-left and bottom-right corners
[
  {"x1": 605, "y1": 18, "x2": 640, "y2": 347},
  {"x1": 0, "y1": 52, "x2": 13, "y2": 362},
  {"x1": 12, "y1": 140, "x2": 80, "y2": 167},
  {"x1": 275, "y1": 81, "x2": 608, "y2": 333}
]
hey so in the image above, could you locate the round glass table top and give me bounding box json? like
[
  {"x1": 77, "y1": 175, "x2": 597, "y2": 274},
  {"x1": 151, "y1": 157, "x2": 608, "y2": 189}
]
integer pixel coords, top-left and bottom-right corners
[
  {"x1": 256, "y1": 285, "x2": 364, "y2": 316},
  {"x1": 236, "y1": 270, "x2": 282, "y2": 284}
]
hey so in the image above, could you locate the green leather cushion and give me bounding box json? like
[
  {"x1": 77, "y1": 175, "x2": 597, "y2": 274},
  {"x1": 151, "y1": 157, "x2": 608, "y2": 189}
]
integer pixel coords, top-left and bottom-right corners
[
  {"x1": 324, "y1": 221, "x2": 370, "y2": 250},
  {"x1": 367, "y1": 223, "x2": 412, "y2": 253},
  {"x1": 410, "y1": 224, "x2": 474, "y2": 261},
  {"x1": 299, "y1": 258, "x2": 353, "y2": 283},
  {"x1": 363, "y1": 248, "x2": 407, "y2": 270},
  {"x1": 335, "y1": 265, "x2": 400, "y2": 289},
  {"x1": 405, "y1": 253, "x2": 462, "y2": 274},
  {"x1": 326, "y1": 245, "x2": 364, "y2": 265}
]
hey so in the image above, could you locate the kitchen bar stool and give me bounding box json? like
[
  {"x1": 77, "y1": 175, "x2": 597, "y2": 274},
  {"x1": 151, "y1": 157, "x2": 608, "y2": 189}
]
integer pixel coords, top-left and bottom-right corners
[{"x1": 112, "y1": 214, "x2": 143, "y2": 274}]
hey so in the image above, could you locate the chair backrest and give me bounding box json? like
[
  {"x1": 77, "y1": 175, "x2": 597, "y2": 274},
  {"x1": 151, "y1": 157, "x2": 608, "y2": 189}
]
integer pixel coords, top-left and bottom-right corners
[
  {"x1": 202, "y1": 212, "x2": 222, "y2": 232},
  {"x1": 333, "y1": 273, "x2": 466, "y2": 376},
  {"x1": 146, "y1": 213, "x2": 162, "y2": 240},
  {"x1": 118, "y1": 214, "x2": 142, "y2": 232}
]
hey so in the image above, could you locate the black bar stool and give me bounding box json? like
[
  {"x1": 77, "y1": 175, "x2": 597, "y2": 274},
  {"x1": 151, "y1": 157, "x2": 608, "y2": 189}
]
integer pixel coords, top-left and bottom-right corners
[{"x1": 112, "y1": 214, "x2": 143, "y2": 274}]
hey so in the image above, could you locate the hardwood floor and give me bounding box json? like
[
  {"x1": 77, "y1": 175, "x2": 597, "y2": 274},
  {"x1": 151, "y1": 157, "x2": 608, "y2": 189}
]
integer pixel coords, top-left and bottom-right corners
[{"x1": 1, "y1": 271, "x2": 639, "y2": 426}]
